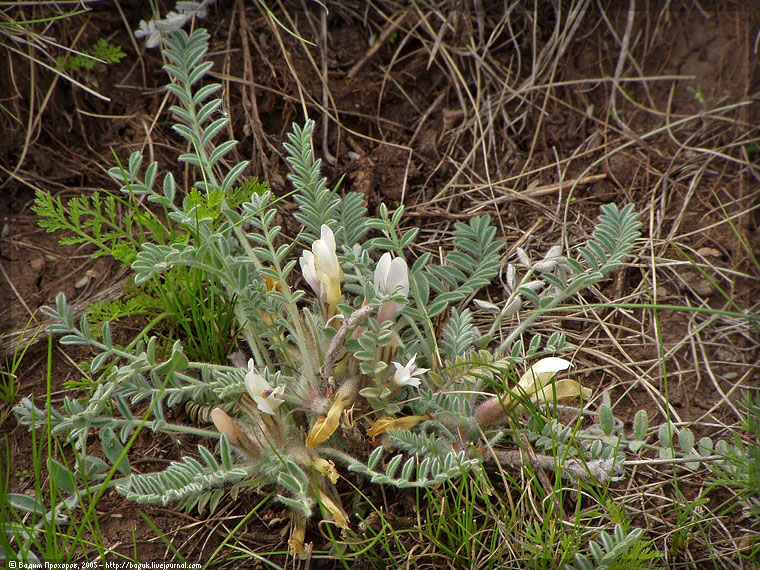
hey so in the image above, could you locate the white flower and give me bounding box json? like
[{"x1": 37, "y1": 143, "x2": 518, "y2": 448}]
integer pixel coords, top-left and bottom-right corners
[
  {"x1": 155, "y1": 11, "x2": 190, "y2": 33},
  {"x1": 299, "y1": 250, "x2": 324, "y2": 300},
  {"x1": 517, "y1": 357, "x2": 572, "y2": 393},
  {"x1": 515, "y1": 357, "x2": 590, "y2": 408},
  {"x1": 391, "y1": 354, "x2": 428, "y2": 389},
  {"x1": 374, "y1": 252, "x2": 409, "y2": 296},
  {"x1": 374, "y1": 252, "x2": 409, "y2": 322},
  {"x1": 134, "y1": 1, "x2": 217, "y2": 49},
  {"x1": 245, "y1": 359, "x2": 284, "y2": 415},
  {"x1": 313, "y1": 225, "x2": 342, "y2": 303},
  {"x1": 474, "y1": 357, "x2": 588, "y2": 426},
  {"x1": 301, "y1": 225, "x2": 343, "y2": 314},
  {"x1": 176, "y1": 1, "x2": 210, "y2": 18}
]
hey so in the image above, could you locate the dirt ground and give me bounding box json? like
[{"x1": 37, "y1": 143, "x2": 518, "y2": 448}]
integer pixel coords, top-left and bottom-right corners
[{"x1": 1, "y1": 2, "x2": 758, "y2": 567}]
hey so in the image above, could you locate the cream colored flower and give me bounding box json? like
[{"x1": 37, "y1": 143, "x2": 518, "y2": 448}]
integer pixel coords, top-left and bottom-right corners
[
  {"x1": 514, "y1": 357, "x2": 589, "y2": 413},
  {"x1": 299, "y1": 250, "x2": 323, "y2": 300},
  {"x1": 474, "y1": 357, "x2": 590, "y2": 426},
  {"x1": 244, "y1": 359, "x2": 284, "y2": 416},
  {"x1": 374, "y1": 252, "x2": 409, "y2": 322},
  {"x1": 517, "y1": 357, "x2": 573, "y2": 395},
  {"x1": 391, "y1": 354, "x2": 428, "y2": 389},
  {"x1": 312, "y1": 224, "x2": 343, "y2": 314}
]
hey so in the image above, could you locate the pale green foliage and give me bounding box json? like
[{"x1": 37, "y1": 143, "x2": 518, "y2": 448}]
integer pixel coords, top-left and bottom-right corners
[
  {"x1": 419, "y1": 215, "x2": 504, "y2": 318},
  {"x1": 440, "y1": 308, "x2": 478, "y2": 358},
  {"x1": 162, "y1": 30, "x2": 248, "y2": 191},
  {"x1": 698, "y1": 391, "x2": 760, "y2": 524},
  {"x1": 287, "y1": 122, "x2": 339, "y2": 239},
  {"x1": 32, "y1": 56, "x2": 266, "y2": 363},
  {"x1": 350, "y1": 447, "x2": 479, "y2": 488},
  {"x1": 515, "y1": 393, "x2": 727, "y2": 485},
  {"x1": 115, "y1": 436, "x2": 248, "y2": 505},
  {"x1": 286, "y1": 122, "x2": 370, "y2": 246},
  {"x1": 13, "y1": 27, "x2": 645, "y2": 556},
  {"x1": 490, "y1": 202, "x2": 641, "y2": 356},
  {"x1": 565, "y1": 524, "x2": 660, "y2": 570}
]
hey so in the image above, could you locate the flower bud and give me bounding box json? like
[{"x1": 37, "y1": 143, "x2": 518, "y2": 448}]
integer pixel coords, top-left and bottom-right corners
[
  {"x1": 211, "y1": 408, "x2": 262, "y2": 458},
  {"x1": 313, "y1": 225, "x2": 343, "y2": 314},
  {"x1": 374, "y1": 252, "x2": 409, "y2": 322}
]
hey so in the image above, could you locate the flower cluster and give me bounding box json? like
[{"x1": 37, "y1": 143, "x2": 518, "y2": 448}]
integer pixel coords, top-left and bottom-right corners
[
  {"x1": 209, "y1": 216, "x2": 590, "y2": 557},
  {"x1": 299, "y1": 238, "x2": 416, "y2": 451},
  {"x1": 210, "y1": 229, "x2": 422, "y2": 553},
  {"x1": 19, "y1": 27, "x2": 637, "y2": 561}
]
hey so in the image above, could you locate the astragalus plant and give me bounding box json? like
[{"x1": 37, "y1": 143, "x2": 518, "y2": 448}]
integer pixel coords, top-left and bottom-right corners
[{"x1": 13, "y1": 28, "x2": 641, "y2": 556}]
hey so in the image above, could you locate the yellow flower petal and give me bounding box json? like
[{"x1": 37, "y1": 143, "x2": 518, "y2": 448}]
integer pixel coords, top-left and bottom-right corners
[
  {"x1": 306, "y1": 417, "x2": 330, "y2": 449},
  {"x1": 318, "y1": 489, "x2": 349, "y2": 529},
  {"x1": 288, "y1": 512, "x2": 307, "y2": 557},
  {"x1": 305, "y1": 407, "x2": 341, "y2": 448},
  {"x1": 525, "y1": 379, "x2": 591, "y2": 407},
  {"x1": 313, "y1": 457, "x2": 340, "y2": 484},
  {"x1": 264, "y1": 267, "x2": 283, "y2": 293},
  {"x1": 367, "y1": 415, "x2": 429, "y2": 439},
  {"x1": 305, "y1": 388, "x2": 354, "y2": 448}
]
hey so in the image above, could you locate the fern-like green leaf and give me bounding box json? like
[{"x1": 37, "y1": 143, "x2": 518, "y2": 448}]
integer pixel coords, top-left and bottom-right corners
[
  {"x1": 115, "y1": 439, "x2": 247, "y2": 506},
  {"x1": 285, "y1": 120, "x2": 340, "y2": 241},
  {"x1": 349, "y1": 450, "x2": 479, "y2": 488},
  {"x1": 421, "y1": 215, "x2": 503, "y2": 317},
  {"x1": 440, "y1": 308, "x2": 477, "y2": 359}
]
